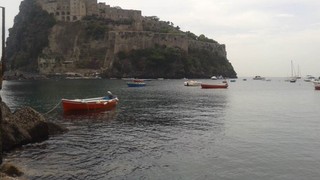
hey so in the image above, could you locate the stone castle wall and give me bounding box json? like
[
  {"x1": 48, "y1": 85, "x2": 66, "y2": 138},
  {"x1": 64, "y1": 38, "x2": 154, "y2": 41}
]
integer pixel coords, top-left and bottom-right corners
[{"x1": 111, "y1": 31, "x2": 189, "y2": 54}]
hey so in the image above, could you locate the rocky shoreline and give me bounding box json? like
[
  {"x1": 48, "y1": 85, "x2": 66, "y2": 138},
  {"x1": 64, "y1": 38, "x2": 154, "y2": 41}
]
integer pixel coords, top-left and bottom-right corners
[{"x1": 0, "y1": 101, "x2": 68, "y2": 179}]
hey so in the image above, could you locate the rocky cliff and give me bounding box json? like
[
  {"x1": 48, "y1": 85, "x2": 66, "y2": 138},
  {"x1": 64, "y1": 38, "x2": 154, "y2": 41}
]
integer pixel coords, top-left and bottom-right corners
[{"x1": 5, "y1": 0, "x2": 237, "y2": 78}]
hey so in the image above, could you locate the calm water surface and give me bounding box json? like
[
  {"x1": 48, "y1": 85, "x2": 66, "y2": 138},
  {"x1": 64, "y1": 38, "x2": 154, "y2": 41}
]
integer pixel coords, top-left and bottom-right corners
[{"x1": 1, "y1": 78, "x2": 320, "y2": 180}]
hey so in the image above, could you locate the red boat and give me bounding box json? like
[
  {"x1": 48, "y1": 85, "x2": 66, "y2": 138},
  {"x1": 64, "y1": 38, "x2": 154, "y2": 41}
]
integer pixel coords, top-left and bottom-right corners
[
  {"x1": 133, "y1": 79, "x2": 144, "y2": 82},
  {"x1": 315, "y1": 84, "x2": 320, "y2": 90},
  {"x1": 201, "y1": 83, "x2": 228, "y2": 89},
  {"x1": 62, "y1": 97, "x2": 119, "y2": 112}
]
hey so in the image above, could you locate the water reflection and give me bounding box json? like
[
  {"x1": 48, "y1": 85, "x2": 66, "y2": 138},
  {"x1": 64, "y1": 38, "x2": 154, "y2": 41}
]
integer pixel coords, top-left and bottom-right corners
[{"x1": 63, "y1": 109, "x2": 118, "y2": 122}]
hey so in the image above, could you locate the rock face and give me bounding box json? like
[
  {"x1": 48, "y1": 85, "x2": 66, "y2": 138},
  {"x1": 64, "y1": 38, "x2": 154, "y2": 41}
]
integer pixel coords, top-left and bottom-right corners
[
  {"x1": 5, "y1": 0, "x2": 237, "y2": 78},
  {"x1": 1, "y1": 102, "x2": 68, "y2": 152},
  {"x1": 0, "y1": 102, "x2": 68, "y2": 179}
]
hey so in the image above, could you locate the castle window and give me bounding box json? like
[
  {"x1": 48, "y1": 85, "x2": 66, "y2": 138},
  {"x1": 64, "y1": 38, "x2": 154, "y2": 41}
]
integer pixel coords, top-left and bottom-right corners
[
  {"x1": 73, "y1": 16, "x2": 78, "y2": 21},
  {"x1": 66, "y1": 16, "x2": 70, "y2": 21},
  {"x1": 56, "y1": 12, "x2": 60, "y2": 16},
  {"x1": 62, "y1": 11, "x2": 65, "y2": 15},
  {"x1": 67, "y1": 12, "x2": 70, "y2": 15}
]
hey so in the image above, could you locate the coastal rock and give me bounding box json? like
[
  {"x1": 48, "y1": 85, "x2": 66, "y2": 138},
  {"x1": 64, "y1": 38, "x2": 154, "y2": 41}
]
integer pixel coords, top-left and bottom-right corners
[
  {"x1": 0, "y1": 172, "x2": 21, "y2": 180},
  {"x1": 1, "y1": 102, "x2": 68, "y2": 152},
  {"x1": 47, "y1": 121, "x2": 69, "y2": 135},
  {"x1": 0, "y1": 163, "x2": 23, "y2": 178}
]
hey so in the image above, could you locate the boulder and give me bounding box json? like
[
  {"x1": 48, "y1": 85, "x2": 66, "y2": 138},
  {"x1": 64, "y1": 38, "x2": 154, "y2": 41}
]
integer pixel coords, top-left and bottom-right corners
[
  {"x1": 0, "y1": 162, "x2": 23, "y2": 177},
  {"x1": 1, "y1": 102, "x2": 68, "y2": 152}
]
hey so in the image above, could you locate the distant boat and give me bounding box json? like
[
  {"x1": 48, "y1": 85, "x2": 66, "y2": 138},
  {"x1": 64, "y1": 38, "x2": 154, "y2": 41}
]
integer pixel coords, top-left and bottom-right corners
[
  {"x1": 62, "y1": 96, "x2": 119, "y2": 112},
  {"x1": 211, "y1": 76, "x2": 218, "y2": 80},
  {"x1": 122, "y1": 77, "x2": 135, "y2": 81},
  {"x1": 289, "y1": 78, "x2": 296, "y2": 83},
  {"x1": 288, "y1": 60, "x2": 297, "y2": 83},
  {"x1": 304, "y1": 75, "x2": 315, "y2": 82},
  {"x1": 211, "y1": 75, "x2": 223, "y2": 80},
  {"x1": 133, "y1": 79, "x2": 145, "y2": 82},
  {"x1": 253, "y1": 76, "x2": 265, "y2": 80},
  {"x1": 127, "y1": 81, "x2": 146, "y2": 87},
  {"x1": 184, "y1": 80, "x2": 201, "y2": 86},
  {"x1": 201, "y1": 81, "x2": 228, "y2": 89},
  {"x1": 230, "y1": 79, "x2": 236, "y2": 82}
]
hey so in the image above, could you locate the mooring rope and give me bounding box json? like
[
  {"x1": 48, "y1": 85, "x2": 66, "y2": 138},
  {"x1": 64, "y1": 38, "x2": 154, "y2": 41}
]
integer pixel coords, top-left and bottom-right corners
[{"x1": 44, "y1": 100, "x2": 62, "y2": 115}]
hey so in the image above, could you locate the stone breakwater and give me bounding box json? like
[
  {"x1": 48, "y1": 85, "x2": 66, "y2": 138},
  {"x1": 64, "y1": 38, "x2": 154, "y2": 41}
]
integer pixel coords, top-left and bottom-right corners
[{"x1": 0, "y1": 102, "x2": 68, "y2": 179}]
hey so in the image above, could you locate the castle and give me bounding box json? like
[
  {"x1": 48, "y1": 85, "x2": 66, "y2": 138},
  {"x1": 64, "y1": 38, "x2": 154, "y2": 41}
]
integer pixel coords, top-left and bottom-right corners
[
  {"x1": 33, "y1": 0, "x2": 229, "y2": 77},
  {"x1": 36, "y1": 0, "x2": 142, "y2": 23}
]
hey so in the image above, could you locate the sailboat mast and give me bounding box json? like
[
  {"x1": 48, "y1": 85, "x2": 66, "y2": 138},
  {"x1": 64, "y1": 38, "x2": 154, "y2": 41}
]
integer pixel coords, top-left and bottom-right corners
[{"x1": 291, "y1": 61, "x2": 293, "y2": 77}]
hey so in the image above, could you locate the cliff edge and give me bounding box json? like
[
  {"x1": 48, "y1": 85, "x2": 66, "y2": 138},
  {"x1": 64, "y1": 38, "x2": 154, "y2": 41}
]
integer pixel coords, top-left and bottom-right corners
[{"x1": 5, "y1": 0, "x2": 237, "y2": 78}]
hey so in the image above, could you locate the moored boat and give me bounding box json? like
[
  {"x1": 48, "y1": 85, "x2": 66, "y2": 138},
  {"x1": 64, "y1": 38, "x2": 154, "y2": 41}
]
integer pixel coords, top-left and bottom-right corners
[
  {"x1": 127, "y1": 81, "x2": 146, "y2": 87},
  {"x1": 62, "y1": 96, "x2": 119, "y2": 112},
  {"x1": 313, "y1": 81, "x2": 320, "y2": 90},
  {"x1": 201, "y1": 82, "x2": 228, "y2": 89},
  {"x1": 211, "y1": 76, "x2": 218, "y2": 80},
  {"x1": 253, "y1": 76, "x2": 265, "y2": 80},
  {"x1": 304, "y1": 75, "x2": 315, "y2": 82},
  {"x1": 184, "y1": 80, "x2": 201, "y2": 86}
]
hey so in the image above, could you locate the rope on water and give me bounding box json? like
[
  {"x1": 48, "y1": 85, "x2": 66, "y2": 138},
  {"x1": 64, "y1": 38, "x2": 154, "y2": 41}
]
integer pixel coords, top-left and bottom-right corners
[{"x1": 44, "y1": 100, "x2": 62, "y2": 115}]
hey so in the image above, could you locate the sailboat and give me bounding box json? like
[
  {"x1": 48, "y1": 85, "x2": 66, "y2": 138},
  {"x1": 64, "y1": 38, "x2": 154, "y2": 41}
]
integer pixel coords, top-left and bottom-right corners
[
  {"x1": 289, "y1": 61, "x2": 297, "y2": 83},
  {"x1": 296, "y1": 65, "x2": 301, "y2": 79}
]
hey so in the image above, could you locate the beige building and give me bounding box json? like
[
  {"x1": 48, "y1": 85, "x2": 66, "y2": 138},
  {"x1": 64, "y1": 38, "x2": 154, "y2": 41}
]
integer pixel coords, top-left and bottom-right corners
[{"x1": 37, "y1": 0, "x2": 142, "y2": 22}]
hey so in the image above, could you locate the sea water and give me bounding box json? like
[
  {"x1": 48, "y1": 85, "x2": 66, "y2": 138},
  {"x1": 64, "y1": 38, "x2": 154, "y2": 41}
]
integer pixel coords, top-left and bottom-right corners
[{"x1": 2, "y1": 78, "x2": 320, "y2": 180}]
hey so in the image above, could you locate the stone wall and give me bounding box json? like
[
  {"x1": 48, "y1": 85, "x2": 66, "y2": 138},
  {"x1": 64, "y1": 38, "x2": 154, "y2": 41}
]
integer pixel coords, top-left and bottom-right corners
[{"x1": 112, "y1": 31, "x2": 188, "y2": 54}]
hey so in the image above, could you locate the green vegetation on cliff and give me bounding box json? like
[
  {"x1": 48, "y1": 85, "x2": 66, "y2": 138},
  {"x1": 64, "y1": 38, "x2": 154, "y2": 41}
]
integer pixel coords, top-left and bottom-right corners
[
  {"x1": 110, "y1": 45, "x2": 236, "y2": 78},
  {"x1": 6, "y1": 0, "x2": 56, "y2": 72}
]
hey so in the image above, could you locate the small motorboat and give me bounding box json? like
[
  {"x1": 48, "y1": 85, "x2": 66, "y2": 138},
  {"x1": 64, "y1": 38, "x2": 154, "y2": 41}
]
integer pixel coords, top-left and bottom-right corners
[
  {"x1": 211, "y1": 76, "x2": 218, "y2": 80},
  {"x1": 62, "y1": 96, "x2": 119, "y2": 112},
  {"x1": 184, "y1": 80, "x2": 201, "y2": 86},
  {"x1": 201, "y1": 81, "x2": 228, "y2": 89},
  {"x1": 127, "y1": 80, "x2": 146, "y2": 87},
  {"x1": 253, "y1": 76, "x2": 265, "y2": 80}
]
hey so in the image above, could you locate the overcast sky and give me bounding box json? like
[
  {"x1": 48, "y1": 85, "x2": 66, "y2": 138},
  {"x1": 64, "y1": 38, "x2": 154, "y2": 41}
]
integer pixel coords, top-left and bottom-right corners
[{"x1": 1, "y1": 0, "x2": 320, "y2": 77}]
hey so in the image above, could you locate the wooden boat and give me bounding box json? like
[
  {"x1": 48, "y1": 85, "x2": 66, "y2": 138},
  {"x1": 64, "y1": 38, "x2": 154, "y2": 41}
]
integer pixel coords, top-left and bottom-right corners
[
  {"x1": 62, "y1": 97, "x2": 119, "y2": 112},
  {"x1": 201, "y1": 82, "x2": 228, "y2": 89}
]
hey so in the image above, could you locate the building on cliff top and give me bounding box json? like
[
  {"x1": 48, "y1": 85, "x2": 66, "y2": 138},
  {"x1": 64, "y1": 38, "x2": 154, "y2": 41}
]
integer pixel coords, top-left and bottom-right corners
[{"x1": 36, "y1": 0, "x2": 142, "y2": 23}]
